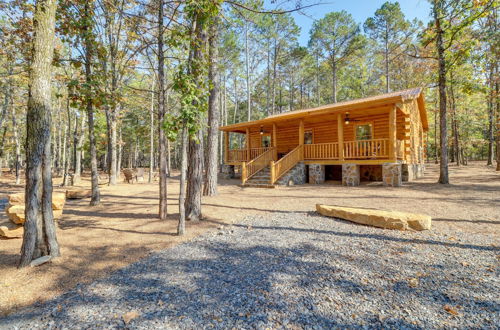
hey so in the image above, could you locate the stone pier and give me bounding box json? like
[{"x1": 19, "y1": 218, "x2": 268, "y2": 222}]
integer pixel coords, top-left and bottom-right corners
[
  {"x1": 342, "y1": 164, "x2": 360, "y2": 186},
  {"x1": 383, "y1": 163, "x2": 402, "y2": 187},
  {"x1": 309, "y1": 164, "x2": 325, "y2": 184},
  {"x1": 221, "y1": 165, "x2": 235, "y2": 179}
]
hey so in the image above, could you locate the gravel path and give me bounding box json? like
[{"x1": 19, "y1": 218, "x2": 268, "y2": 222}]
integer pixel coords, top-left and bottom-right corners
[{"x1": 2, "y1": 212, "x2": 499, "y2": 329}]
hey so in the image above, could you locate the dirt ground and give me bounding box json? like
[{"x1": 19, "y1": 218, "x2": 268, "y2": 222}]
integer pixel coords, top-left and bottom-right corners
[{"x1": 0, "y1": 162, "x2": 499, "y2": 316}]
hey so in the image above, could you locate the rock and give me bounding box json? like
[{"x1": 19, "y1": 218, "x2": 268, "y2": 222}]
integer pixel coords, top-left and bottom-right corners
[
  {"x1": 51, "y1": 193, "x2": 66, "y2": 210},
  {"x1": 6, "y1": 204, "x2": 25, "y2": 224},
  {"x1": 66, "y1": 189, "x2": 92, "y2": 199},
  {"x1": 8, "y1": 193, "x2": 25, "y2": 205},
  {"x1": 6, "y1": 204, "x2": 63, "y2": 225},
  {"x1": 316, "y1": 204, "x2": 431, "y2": 231},
  {"x1": 0, "y1": 224, "x2": 23, "y2": 238},
  {"x1": 7, "y1": 192, "x2": 65, "y2": 210},
  {"x1": 30, "y1": 255, "x2": 52, "y2": 267}
]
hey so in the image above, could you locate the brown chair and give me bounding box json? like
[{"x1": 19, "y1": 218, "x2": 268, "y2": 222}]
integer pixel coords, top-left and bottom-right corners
[{"x1": 123, "y1": 169, "x2": 134, "y2": 183}]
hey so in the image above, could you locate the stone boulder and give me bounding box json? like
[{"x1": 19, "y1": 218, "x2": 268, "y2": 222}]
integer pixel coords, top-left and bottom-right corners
[
  {"x1": 7, "y1": 192, "x2": 65, "y2": 210},
  {"x1": 316, "y1": 204, "x2": 431, "y2": 231},
  {"x1": 6, "y1": 204, "x2": 64, "y2": 225},
  {"x1": 66, "y1": 189, "x2": 92, "y2": 199},
  {"x1": 6, "y1": 204, "x2": 25, "y2": 225},
  {"x1": 0, "y1": 221, "x2": 23, "y2": 238}
]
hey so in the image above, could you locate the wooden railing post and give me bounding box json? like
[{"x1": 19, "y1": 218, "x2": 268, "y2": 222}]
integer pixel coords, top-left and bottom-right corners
[
  {"x1": 337, "y1": 113, "x2": 344, "y2": 161},
  {"x1": 270, "y1": 161, "x2": 275, "y2": 184},
  {"x1": 241, "y1": 162, "x2": 247, "y2": 184}
]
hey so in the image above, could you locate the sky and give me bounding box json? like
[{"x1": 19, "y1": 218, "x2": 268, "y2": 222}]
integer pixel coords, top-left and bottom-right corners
[{"x1": 264, "y1": 0, "x2": 432, "y2": 46}]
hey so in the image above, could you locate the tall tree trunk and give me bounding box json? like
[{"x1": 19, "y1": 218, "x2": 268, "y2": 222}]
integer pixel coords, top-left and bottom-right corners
[
  {"x1": 178, "y1": 123, "x2": 188, "y2": 235},
  {"x1": 117, "y1": 125, "x2": 122, "y2": 176},
  {"x1": 245, "y1": 21, "x2": 251, "y2": 121},
  {"x1": 434, "y1": 1, "x2": 449, "y2": 184},
  {"x1": 384, "y1": 24, "x2": 390, "y2": 93},
  {"x1": 487, "y1": 63, "x2": 495, "y2": 165},
  {"x1": 157, "y1": 0, "x2": 168, "y2": 220},
  {"x1": 185, "y1": 15, "x2": 206, "y2": 222},
  {"x1": 203, "y1": 20, "x2": 219, "y2": 196},
  {"x1": 449, "y1": 71, "x2": 460, "y2": 166},
  {"x1": 84, "y1": 1, "x2": 100, "y2": 205},
  {"x1": 332, "y1": 58, "x2": 337, "y2": 103},
  {"x1": 61, "y1": 98, "x2": 70, "y2": 186},
  {"x1": 73, "y1": 113, "x2": 84, "y2": 184},
  {"x1": 149, "y1": 78, "x2": 155, "y2": 183},
  {"x1": 11, "y1": 96, "x2": 21, "y2": 185},
  {"x1": 19, "y1": 0, "x2": 60, "y2": 268}
]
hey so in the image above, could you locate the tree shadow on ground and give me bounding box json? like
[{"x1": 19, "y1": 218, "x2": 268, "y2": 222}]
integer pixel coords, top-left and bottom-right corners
[{"x1": 3, "y1": 218, "x2": 497, "y2": 328}]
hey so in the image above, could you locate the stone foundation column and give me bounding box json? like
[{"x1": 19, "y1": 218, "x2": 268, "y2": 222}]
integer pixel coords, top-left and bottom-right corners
[
  {"x1": 342, "y1": 164, "x2": 360, "y2": 186},
  {"x1": 221, "y1": 165, "x2": 235, "y2": 179},
  {"x1": 401, "y1": 164, "x2": 412, "y2": 182},
  {"x1": 309, "y1": 164, "x2": 325, "y2": 184},
  {"x1": 383, "y1": 163, "x2": 402, "y2": 187}
]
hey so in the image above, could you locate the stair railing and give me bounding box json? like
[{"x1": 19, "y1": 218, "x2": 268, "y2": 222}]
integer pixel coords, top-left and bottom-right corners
[
  {"x1": 270, "y1": 145, "x2": 303, "y2": 184},
  {"x1": 241, "y1": 147, "x2": 275, "y2": 185}
]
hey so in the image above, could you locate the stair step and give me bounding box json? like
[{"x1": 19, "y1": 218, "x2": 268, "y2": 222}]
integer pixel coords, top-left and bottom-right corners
[{"x1": 241, "y1": 183, "x2": 275, "y2": 188}]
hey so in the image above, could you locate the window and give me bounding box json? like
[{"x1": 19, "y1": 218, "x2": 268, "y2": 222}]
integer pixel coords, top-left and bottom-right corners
[
  {"x1": 261, "y1": 135, "x2": 271, "y2": 147},
  {"x1": 304, "y1": 131, "x2": 313, "y2": 144},
  {"x1": 355, "y1": 124, "x2": 373, "y2": 140}
]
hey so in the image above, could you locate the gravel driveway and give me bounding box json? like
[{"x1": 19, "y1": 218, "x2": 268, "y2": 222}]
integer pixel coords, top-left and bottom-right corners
[{"x1": 2, "y1": 212, "x2": 499, "y2": 329}]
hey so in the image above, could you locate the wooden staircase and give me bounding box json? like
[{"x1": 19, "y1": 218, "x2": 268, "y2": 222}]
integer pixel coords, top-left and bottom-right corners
[{"x1": 242, "y1": 166, "x2": 275, "y2": 188}]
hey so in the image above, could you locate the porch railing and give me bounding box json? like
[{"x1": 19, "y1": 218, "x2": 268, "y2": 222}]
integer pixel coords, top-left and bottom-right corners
[
  {"x1": 344, "y1": 138, "x2": 388, "y2": 159},
  {"x1": 270, "y1": 145, "x2": 303, "y2": 184},
  {"x1": 227, "y1": 148, "x2": 247, "y2": 162},
  {"x1": 241, "y1": 147, "x2": 275, "y2": 184},
  {"x1": 250, "y1": 147, "x2": 273, "y2": 159},
  {"x1": 304, "y1": 142, "x2": 339, "y2": 160}
]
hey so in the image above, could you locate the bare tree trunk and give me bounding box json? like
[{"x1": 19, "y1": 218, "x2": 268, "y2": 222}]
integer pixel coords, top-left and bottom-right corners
[
  {"x1": 149, "y1": 78, "x2": 155, "y2": 183},
  {"x1": 84, "y1": 1, "x2": 100, "y2": 205},
  {"x1": 117, "y1": 125, "x2": 122, "y2": 177},
  {"x1": 19, "y1": 0, "x2": 60, "y2": 268},
  {"x1": 332, "y1": 58, "x2": 337, "y2": 103},
  {"x1": 203, "y1": 20, "x2": 219, "y2": 196},
  {"x1": 434, "y1": 1, "x2": 449, "y2": 184},
  {"x1": 61, "y1": 96, "x2": 71, "y2": 186},
  {"x1": 73, "y1": 113, "x2": 84, "y2": 184},
  {"x1": 11, "y1": 97, "x2": 21, "y2": 185},
  {"x1": 487, "y1": 64, "x2": 495, "y2": 165},
  {"x1": 178, "y1": 124, "x2": 188, "y2": 235},
  {"x1": 245, "y1": 21, "x2": 251, "y2": 121},
  {"x1": 157, "y1": 0, "x2": 168, "y2": 220},
  {"x1": 186, "y1": 129, "x2": 203, "y2": 221}
]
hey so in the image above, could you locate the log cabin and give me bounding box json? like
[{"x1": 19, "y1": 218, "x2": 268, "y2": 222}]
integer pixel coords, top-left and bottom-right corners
[{"x1": 219, "y1": 88, "x2": 428, "y2": 187}]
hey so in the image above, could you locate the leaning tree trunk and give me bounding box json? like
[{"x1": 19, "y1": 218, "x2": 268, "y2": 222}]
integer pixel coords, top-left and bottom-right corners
[
  {"x1": 203, "y1": 20, "x2": 220, "y2": 196},
  {"x1": 157, "y1": 0, "x2": 168, "y2": 220},
  {"x1": 84, "y1": 1, "x2": 100, "y2": 205},
  {"x1": 19, "y1": 0, "x2": 60, "y2": 268}
]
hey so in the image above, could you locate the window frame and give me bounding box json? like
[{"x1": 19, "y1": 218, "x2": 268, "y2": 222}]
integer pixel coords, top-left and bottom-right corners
[
  {"x1": 354, "y1": 122, "x2": 374, "y2": 141},
  {"x1": 304, "y1": 129, "x2": 314, "y2": 144}
]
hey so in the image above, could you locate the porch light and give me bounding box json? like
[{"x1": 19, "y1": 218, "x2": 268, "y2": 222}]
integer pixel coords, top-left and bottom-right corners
[
  {"x1": 260, "y1": 126, "x2": 264, "y2": 135},
  {"x1": 345, "y1": 112, "x2": 350, "y2": 125}
]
